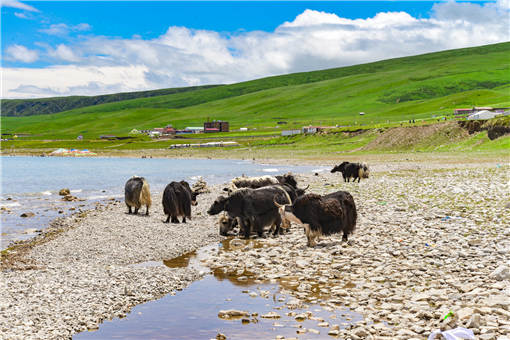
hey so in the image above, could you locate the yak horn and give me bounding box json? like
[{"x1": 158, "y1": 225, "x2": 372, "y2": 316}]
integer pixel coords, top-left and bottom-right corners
[
  {"x1": 300, "y1": 184, "x2": 310, "y2": 191},
  {"x1": 273, "y1": 197, "x2": 284, "y2": 208}
]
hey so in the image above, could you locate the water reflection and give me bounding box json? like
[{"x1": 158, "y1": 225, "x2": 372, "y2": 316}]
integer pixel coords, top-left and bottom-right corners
[{"x1": 75, "y1": 240, "x2": 363, "y2": 340}]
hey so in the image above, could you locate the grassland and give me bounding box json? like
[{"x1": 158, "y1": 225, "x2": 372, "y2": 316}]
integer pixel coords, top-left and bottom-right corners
[{"x1": 1, "y1": 42, "x2": 509, "y2": 158}]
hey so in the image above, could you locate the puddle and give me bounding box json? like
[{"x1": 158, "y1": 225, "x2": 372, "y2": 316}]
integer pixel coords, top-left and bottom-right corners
[{"x1": 75, "y1": 239, "x2": 363, "y2": 340}]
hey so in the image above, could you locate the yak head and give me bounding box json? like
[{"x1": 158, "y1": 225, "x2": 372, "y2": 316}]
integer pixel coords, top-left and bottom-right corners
[
  {"x1": 331, "y1": 162, "x2": 349, "y2": 173},
  {"x1": 207, "y1": 195, "x2": 228, "y2": 215},
  {"x1": 281, "y1": 173, "x2": 298, "y2": 188},
  {"x1": 295, "y1": 184, "x2": 310, "y2": 197},
  {"x1": 273, "y1": 196, "x2": 303, "y2": 226},
  {"x1": 218, "y1": 214, "x2": 237, "y2": 236},
  {"x1": 360, "y1": 164, "x2": 370, "y2": 179}
]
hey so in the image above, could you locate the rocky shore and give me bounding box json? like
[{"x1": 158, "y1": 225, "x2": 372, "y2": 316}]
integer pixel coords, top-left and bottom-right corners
[
  {"x1": 1, "y1": 187, "x2": 223, "y2": 339},
  {"x1": 1, "y1": 161, "x2": 509, "y2": 339},
  {"x1": 205, "y1": 164, "x2": 510, "y2": 339}
]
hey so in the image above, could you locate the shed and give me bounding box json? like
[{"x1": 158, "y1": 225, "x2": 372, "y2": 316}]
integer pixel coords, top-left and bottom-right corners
[{"x1": 467, "y1": 110, "x2": 498, "y2": 120}]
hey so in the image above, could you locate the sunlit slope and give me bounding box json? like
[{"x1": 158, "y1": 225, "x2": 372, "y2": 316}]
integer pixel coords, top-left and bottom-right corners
[{"x1": 3, "y1": 42, "x2": 509, "y2": 139}]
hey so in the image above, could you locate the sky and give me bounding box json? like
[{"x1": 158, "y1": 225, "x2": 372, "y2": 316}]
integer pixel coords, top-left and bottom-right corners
[{"x1": 1, "y1": 1, "x2": 509, "y2": 99}]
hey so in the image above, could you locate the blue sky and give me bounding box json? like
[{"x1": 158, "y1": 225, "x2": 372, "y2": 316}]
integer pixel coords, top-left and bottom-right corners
[{"x1": 2, "y1": 1, "x2": 509, "y2": 98}]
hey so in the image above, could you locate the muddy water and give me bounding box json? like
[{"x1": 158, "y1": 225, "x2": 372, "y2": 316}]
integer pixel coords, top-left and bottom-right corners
[{"x1": 75, "y1": 240, "x2": 362, "y2": 339}]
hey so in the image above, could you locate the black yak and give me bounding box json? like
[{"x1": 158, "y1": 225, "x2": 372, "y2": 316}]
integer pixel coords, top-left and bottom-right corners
[
  {"x1": 208, "y1": 186, "x2": 292, "y2": 238},
  {"x1": 162, "y1": 181, "x2": 198, "y2": 223},
  {"x1": 125, "y1": 176, "x2": 152, "y2": 215},
  {"x1": 274, "y1": 190, "x2": 357, "y2": 247},
  {"x1": 331, "y1": 162, "x2": 369, "y2": 182}
]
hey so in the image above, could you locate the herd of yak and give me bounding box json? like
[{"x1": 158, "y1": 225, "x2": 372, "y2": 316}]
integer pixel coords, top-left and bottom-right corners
[{"x1": 124, "y1": 162, "x2": 369, "y2": 247}]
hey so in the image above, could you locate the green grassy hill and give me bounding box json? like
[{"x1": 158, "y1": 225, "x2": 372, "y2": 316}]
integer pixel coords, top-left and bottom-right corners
[
  {"x1": 1, "y1": 85, "x2": 220, "y2": 117},
  {"x1": 2, "y1": 42, "x2": 509, "y2": 140}
]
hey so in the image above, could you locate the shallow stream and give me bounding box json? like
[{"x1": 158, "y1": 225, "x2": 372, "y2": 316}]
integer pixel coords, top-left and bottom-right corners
[{"x1": 74, "y1": 239, "x2": 362, "y2": 339}]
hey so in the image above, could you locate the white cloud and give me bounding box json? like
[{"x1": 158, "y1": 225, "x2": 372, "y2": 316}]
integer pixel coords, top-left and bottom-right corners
[
  {"x1": 2, "y1": 65, "x2": 149, "y2": 98},
  {"x1": 39, "y1": 23, "x2": 91, "y2": 36},
  {"x1": 2, "y1": 0, "x2": 38, "y2": 12},
  {"x1": 48, "y1": 44, "x2": 81, "y2": 62},
  {"x1": 2, "y1": 1, "x2": 509, "y2": 98},
  {"x1": 14, "y1": 12, "x2": 30, "y2": 19},
  {"x1": 5, "y1": 44, "x2": 39, "y2": 63}
]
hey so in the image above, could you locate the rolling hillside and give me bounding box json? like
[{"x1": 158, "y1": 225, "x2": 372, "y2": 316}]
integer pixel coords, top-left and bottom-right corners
[{"x1": 2, "y1": 42, "x2": 509, "y2": 140}]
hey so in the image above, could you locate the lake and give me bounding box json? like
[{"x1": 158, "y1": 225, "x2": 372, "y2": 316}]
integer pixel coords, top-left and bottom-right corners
[{"x1": 0, "y1": 156, "x2": 324, "y2": 249}]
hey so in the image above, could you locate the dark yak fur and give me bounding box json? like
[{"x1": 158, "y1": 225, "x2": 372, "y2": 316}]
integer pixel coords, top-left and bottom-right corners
[
  {"x1": 208, "y1": 186, "x2": 292, "y2": 238},
  {"x1": 162, "y1": 181, "x2": 198, "y2": 223},
  {"x1": 275, "y1": 173, "x2": 298, "y2": 188},
  {"x1": 277, "y1": 190, "x2": 357, "y2": 246},
  {"x1": 331, "y1": 162, "x2": 369, "y2": 183}
]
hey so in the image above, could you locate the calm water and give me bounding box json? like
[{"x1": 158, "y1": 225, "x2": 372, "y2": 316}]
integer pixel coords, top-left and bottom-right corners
[
  {"x1": 0, "y1": 156, "x2": 323, "y2": 248},
  {"x1": 74, "y1": 240, "x2": 363, "y2": 340}
]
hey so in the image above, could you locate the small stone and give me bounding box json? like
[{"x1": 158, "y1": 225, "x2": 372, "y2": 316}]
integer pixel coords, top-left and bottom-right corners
[
  {"x1": 261, "y1": 312, "x2": 280, "y2": 319},
  {"x1": 490, "y1": 265, "x2": 510, "y2": 281},
  {"x1": 328, "y1": 329, "x2": 340, "y2": 336},
  {"x1": 466, "y1": 313, "x2": 481, "y2": 329},
  {"x1": 216, "y1": 333, "x2": 226, "y2": 340},
  {"x1": 59, "y1": 188, "x2": 70, "y2": 196},
  {"x1": 218, "y1": 310, "x2": 249, "y2": 318},
  {"x1": 317, "y1": 322, "x2": 329, "y2": 327},
  {"x1": 20, "y1": 212, "x2": 35, "y2": 218}
]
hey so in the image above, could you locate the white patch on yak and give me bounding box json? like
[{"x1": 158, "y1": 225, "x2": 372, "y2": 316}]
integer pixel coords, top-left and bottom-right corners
[{"x1": 304, "y1": 223, "x2": 322, "y2": 247}]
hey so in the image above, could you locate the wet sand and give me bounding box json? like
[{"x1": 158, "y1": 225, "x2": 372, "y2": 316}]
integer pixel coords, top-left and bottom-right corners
[{"x1": 1, "y1": 160, "x2": 509, "y2": 339}]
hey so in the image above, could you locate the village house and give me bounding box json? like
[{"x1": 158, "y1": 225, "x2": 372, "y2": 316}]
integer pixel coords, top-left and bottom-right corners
[{"x1": 204, "y1": 120, "x2": 229, "y2": 132}]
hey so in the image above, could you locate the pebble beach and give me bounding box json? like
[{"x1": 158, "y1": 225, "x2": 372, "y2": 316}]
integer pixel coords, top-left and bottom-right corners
[{"x1": 1, "y1": 160, "x2": 509, "y2": 339}]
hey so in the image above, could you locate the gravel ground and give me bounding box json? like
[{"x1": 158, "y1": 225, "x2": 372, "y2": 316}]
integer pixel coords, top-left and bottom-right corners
[
  {"x1": 0, "y1": 186, "x2": 223, "y2": 339},
  {"x1": 1, "y1": 161, "x2": 509, "y2": 340},
  {"x1": 206, "y1": 164, "x2": 510, "y2": 339}
]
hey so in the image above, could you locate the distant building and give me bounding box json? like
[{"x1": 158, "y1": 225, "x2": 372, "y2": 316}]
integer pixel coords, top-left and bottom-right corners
[
  {"x1": 282, "y1": 130, "x2": 301, "y2": 136},
  {"x1": 204, "y1": 120, "x2": 229, "y2": 132},
  {"x1": 301, "y1": 126, "x2": 334, "y2": 134},
  {"x1": 185, "y1": 127, "x2": 204, "y2": 133},
  {"x1": 76, "y1": 135, "x2": 83, "y2": 140},
  {"x1": 467, "y1": 110, "x2": 499, "y2": 120}
]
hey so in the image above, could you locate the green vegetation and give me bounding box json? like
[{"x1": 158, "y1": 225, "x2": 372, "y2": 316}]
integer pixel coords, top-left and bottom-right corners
[
  {"x1": 1, "y1": 42, "x2": 509, "y2": 157},
  {"x1": 1, "y1": 85, "x2": 220, "y2": 117}
]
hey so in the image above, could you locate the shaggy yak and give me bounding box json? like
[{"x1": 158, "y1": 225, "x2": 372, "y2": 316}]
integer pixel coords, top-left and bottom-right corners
[
  {"x1": 162, "y1": 181, "x2": 198, "y2": 223},
  {"x1": 274, "y1": 190, "x2": 357, "y2": 247},
  {"x1": 225, "y1": 173, "x2": 308, "y2": 196},
  {"x1": 208, "y1": 186, "x2": 292, "y2": 238},
  {"x1": 331, "y1": 162, "x2": 369, "y2": 183},
  {"x1": 124, "y1": 176, "x2": 152, "y2": 215}
]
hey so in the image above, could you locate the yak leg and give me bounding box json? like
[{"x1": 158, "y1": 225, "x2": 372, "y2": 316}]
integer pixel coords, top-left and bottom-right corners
[
  {"x1": 165, "y1": 215, "x2": 170, "y2": 223},
  {"x1": 240, "y1": 218, "x2": 251, "y2": 239},
  {"x1": 272, "y1": 223, "x2": 280, "y2": 237},
  {"x1": 127, "y1": 205, "x2": 132, "y2": 214},
  {"x1": 146, "y1": 206, "x2": 149, "y2": 216},
  {"x1": 304, "y1": 224, "x2": 317, "y2": 247},
  {"x1": 182, "y1": 216, "x2": 187, "y2": 223},
  {"x1": 342, "y1": 232, "x2": 349, "y2": 242},
  {"x1": 134, "y1": 207, "x2": 139, "y2": 214},
  {"x1": 343, "y1": 175, "x2": 347, "y2": 182},
  {"x1": 171, "y1": 216, "x2": 180, "y2": 223}
]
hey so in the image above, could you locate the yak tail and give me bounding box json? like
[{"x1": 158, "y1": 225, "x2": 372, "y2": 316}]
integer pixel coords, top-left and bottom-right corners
[
  {"x1": 140, "y1": 179, "x2": 152, "y2": 208},
  {"x1": 343, "y1": 195, "x2": 357, "y2": 236}
]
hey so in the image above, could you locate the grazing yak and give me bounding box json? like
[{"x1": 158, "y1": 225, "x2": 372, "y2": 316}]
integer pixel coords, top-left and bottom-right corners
[
  {"x1": 162, "y1": 181, "x2": 198, "y2": 223},
  {"x1": 331, "y1": 162, "x2": 369, "y2": 183},
  {"x1": 274, "y1": 190, "x2": 357, "y2": 247},
  {"x1": 218, "y1": 213, "x2": 239, "y2": 236},
  {"x1": 125, "y1": 176, "x2": 152, "y2": 215},
  {"x1": 208, "y1": 186, "x2": 292, "y2": 238},
  {"x1": 226, "y1": 173, "x2": 304, "y2": 190}
]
